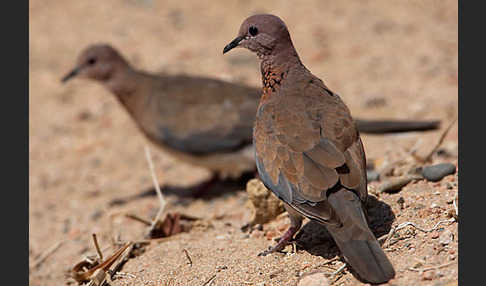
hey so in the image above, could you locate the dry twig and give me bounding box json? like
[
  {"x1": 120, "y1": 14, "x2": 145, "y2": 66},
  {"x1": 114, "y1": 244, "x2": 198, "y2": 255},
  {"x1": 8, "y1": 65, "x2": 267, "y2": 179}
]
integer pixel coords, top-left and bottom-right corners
[
  {"x1": 183, "y1": 249, "x2": 193, "y2": 266},
  {"x1": 379, "y1": 226, "x2": 397, "y2": 248},
  {"x1": 125, "y1": 213, "x2": 152, "y2": 226},
  {"x1": 202, "y1": 274, "x2": 217, "y2": 286},
  {"x1": 329, "y1": 263, "x2": 347, "y2": 285},
  {"x1": 412, "y1": 117, "x2": 457, "y2": 163},
  {"x1": 395, "y1": 219, "x2": 455, "y2": 233},
  {"x1": 92, "y1": 233, "x2": 103, "y2": 261},
  {"x1": 319, "y1": 257, "x2": 340, "y2": 268},
  {"x1": 408, "y1": 261, "x2": 457, "y2": 273},
  {"x1": 112, "y1": 271, "x2": 136, "y2": 279},
  {"x1": 30, "y1": 240, "x2": 65, "y2": 270},
  {"x1": 331, "y1": 263, "x2": 347, "y2": 276},
  {"x1": 144, "y1": 145, "x2": 167, "y2": 231},
  {"x1": 378, "y1": 218, "x2": 456, "y2": 249},
  {"x1": 70, "y1": 242, "x2": 133, "y2": 284}
]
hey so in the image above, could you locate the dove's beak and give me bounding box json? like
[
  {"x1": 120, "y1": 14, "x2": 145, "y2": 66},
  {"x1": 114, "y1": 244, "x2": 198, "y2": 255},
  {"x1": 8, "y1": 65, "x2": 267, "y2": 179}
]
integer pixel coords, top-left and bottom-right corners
[
  {"x1": 223, "y1": 36, "x2": 245, "y2": 54},
  {"x1": 61, "y1": 67, "x2": 81, "y2": 83}
]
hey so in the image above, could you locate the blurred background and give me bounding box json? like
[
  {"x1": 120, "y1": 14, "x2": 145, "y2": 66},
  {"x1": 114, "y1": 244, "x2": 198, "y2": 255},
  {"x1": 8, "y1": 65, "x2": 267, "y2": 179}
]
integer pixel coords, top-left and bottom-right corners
[{"x1": 29, "y1": 0, "x2": 457, "y2": 285}]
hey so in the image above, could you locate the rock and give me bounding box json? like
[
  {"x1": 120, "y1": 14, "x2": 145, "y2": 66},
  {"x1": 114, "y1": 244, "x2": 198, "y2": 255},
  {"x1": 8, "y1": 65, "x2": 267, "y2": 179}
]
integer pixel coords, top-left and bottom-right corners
[
  {"x1": 422, "y1": 163, "x2": 456, "y2": 182},
  {"x1": 250, "y1": 229, "x2": 264, "y2": 239},
  {"x1": 397, "y1": 197, "x2": 405, "y2": 209},
  {"x1": 367, "y1": 170, "x2": 380, "y2": 182},
  {"x1": 297, "y1": 271, "x2": 330, "y2": 286},
  {"x1": 378, "y1": 174, "x2": 423, "y2": 193},
  {"x1": 246, "y1": 179, "x2": 284, "y2": 226},
  {"x1": 439, "y1": 229, "x2": 454, "y2": 245},
  {"x1": 422, "y1": 270, "x2": 436, "y2": 280},
  {"x1": 431, "y1": 203, "x2": 439, "y2": 208}
]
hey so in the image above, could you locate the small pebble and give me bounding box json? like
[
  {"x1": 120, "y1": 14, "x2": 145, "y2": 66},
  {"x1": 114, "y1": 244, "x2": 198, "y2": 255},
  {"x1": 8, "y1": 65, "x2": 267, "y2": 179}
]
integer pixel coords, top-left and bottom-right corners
[
  {"x1": 447, "y1": 181, "x2": 457, "y2": 189},
  {"x1": 446, "y1": 209, "x2": 456, "y2": 219},
  {"x1": 254, "y1": 224, "x2": 264, "y2": 231},
  {"x1": 397, "y1": 197, "x2": 405, "y2": 209},
  {"x1": 422, "y1": 163, "x2": 456, "y2": 182},
  {"x1": 216, "y1": 265, "x2": 228, "y2": 271},
  {"x1": 297, "y1": 271, "x2": 330, "y2": 286},
  {"x1": 265, "y1": 229, "x2": 278, "y2": 240},
  {"x1": 250, "y1": 230, "x2": 264, "y2": 238},
  {"x1": 439, "y1": 229, "x2": 454, "y2": 245},
  {"x1": 422, "y1": 270, "x2": 436, "y2": 280}
]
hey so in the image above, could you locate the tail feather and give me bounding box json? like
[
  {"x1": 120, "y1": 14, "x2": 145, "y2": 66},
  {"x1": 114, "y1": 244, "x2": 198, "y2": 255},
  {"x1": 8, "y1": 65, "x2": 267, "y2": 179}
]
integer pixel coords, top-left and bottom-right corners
[
  {"x1": 327, "y1": 189, "x2": 395, "y2": 284},
  {"x1": 355, "y1": 119, "x2": 440, "y2": 134}
]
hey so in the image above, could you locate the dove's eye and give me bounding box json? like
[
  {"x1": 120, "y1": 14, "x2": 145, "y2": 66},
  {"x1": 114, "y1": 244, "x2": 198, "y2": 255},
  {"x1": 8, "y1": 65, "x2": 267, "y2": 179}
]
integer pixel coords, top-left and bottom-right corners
[
  {"x1": 249, "y1": 26, "x2": 258, "y2": 36},
  {"x1": 87, "y1": 58, "x2": 97, "y2": 65}
]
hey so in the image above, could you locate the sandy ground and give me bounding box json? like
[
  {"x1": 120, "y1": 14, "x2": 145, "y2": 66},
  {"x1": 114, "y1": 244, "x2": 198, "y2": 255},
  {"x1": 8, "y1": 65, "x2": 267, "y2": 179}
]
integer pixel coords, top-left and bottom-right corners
[{"x1": 29, "y1": 0, "x2": 458, "y2": 285}]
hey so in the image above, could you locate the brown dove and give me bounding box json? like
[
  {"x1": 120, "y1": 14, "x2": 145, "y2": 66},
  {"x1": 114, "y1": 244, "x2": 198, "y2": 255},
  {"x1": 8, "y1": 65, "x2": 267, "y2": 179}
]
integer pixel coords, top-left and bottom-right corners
[
  {"x1": 62, "y1": 44, "x2": 259, "y2": 180},
  {"x1": 224, "y1": 14, "x2": 395, "y2": 284}
]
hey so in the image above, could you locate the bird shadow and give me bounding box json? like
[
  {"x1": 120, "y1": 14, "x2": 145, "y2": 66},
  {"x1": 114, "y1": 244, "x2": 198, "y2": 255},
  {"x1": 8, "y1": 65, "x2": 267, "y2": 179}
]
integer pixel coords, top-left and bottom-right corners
[
  {"x1": 108, "y1": 171, "x2": 255, "y2": 207},
  {"x1": 293, "y1": 195, "x2": 395, "y2": 277}
]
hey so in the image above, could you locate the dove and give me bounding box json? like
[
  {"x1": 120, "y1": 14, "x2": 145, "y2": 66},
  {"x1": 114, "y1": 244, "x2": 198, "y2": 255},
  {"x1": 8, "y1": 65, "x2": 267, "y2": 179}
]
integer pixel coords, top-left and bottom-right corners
[
  {"x1": 62, "y1": 44, "x2": 259, "y2": 182},
  {"x1": 224, "y1": 14, "x2": 395, "y2": 284}
]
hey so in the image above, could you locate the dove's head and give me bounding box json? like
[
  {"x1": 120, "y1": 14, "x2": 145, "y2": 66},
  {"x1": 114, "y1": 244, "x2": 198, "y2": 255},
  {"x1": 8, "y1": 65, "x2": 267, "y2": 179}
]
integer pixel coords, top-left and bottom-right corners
[
  {"x1": 62, "y1": 44, "x2": 129, "y2": 83},
  {"x1": 223, "y1": 14, "x2": 294, "y2": 58}
]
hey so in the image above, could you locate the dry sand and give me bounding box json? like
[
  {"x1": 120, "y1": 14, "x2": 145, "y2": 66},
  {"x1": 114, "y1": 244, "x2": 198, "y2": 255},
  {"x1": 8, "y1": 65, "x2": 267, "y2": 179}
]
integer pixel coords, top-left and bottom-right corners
[{"x1": 30, "y1": 1, "x2": 457, "y2": 285}]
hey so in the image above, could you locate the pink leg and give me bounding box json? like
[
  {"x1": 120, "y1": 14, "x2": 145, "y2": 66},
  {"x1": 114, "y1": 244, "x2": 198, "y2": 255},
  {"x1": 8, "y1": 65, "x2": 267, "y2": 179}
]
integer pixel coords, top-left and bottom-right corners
[{"x1": 258, "y1": 204, "x2": 303, "y2": 256}]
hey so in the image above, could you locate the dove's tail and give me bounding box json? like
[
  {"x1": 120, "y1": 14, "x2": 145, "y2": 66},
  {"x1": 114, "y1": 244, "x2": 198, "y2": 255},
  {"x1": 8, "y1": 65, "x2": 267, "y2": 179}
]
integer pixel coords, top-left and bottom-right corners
[
  {"x1": 355, "y1": 119, "x2": 440, "y2": 134},
  {"x1": 326, "y1": 189, "x2": 395, "y2": 284}
]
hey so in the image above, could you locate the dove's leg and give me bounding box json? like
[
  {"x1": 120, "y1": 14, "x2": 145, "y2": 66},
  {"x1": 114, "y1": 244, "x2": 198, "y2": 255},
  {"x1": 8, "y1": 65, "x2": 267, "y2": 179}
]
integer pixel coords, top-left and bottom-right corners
[{"x1": 258, "y1": 204, "x2": 303, "y2": 256}]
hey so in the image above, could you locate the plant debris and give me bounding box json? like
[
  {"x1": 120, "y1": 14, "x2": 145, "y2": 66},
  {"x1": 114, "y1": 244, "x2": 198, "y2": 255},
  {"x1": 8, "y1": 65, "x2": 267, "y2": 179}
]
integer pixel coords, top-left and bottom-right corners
[
  {"x1": 412, "y1": 117, "x2": 457, "y2": 163},
  {"x1": 144, "y1": 146, "x2": 167, "y2": 236},
  {"x1": 126, "y1": 212, "x2": 201, "y2": 239},
  {"x1": 30, "y1": 240, "x2": 65, "y2": 270},
  {"x1": 69, "y1": 240, "x2": 133, "y2": 285}
]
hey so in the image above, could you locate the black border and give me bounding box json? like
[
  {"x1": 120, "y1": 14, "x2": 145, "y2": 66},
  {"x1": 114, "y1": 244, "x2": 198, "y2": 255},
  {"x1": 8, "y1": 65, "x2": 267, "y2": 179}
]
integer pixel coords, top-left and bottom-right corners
[
  {"x1": 458, "y1": 1, "x2": 479, "y2": 285},
  {"x1": 4, "y1": 0, "x2": 29, "y2": 283}
]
